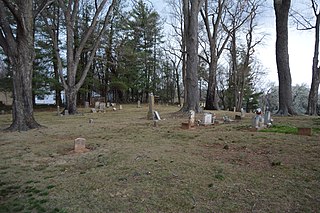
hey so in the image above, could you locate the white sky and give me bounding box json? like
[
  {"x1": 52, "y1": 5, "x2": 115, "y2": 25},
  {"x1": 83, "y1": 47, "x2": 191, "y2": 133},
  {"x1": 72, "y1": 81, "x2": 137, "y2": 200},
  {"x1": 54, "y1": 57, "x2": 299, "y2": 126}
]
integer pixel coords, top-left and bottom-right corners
[{"x1": 150, "y1": 0, "x2": 316, "y2": 86}]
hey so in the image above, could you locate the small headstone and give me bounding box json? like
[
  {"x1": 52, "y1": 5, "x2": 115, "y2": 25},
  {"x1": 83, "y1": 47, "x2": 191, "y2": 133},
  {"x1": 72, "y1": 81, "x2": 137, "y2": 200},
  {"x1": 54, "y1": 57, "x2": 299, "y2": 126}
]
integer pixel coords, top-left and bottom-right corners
[
  {"x1": 137, "y1": 100, "x2": 141, "y2": 108},
  {"x1": 154, "y1": 111, "x2": 161, "y2": 120},
  {"x1": 91, "y1": 108, "x2": 97, "y2": 113},
  {"x1": 57, "y1": 106, "x2": 60, "y2": 116},
  {"x1": 189, "y1": 110, "x2": 195, "y2": 127},
  {"x1": 240, "y1": 108, "x2": 245, "y2": 117},
  {"x1": 298, "y1": 127, "x2": 312, "y2": 136},
  {"x1": 111, "y1": 103, "x2": 116, "y2": 107},
  {"x1": 95, "y1": 101, "x2": 100, "y2": 109},
  {"x1": 264, "y1": 111, "x2": 272, "y2": 125},
  {"x1": 233, "y1": 107, "x2": 236, "y2": 112},
  {"x1": 107, "y1": 102, "x2": 110, "y2": 108},
  {"x1": 84, "y1": 101, "x2": 89, "y2": 108},
  {"x1": 202, "y1": 113, "x2": 212, "y2": 125},
  {"x1": 0, "y1": 110, "x2": 4, "y2": 115},
  {"x1": 89, "y1": 119, "x2": 94, "y2": 124},
  {"x1": 99, "y1": 102, "x2": 106, "y2": 112},
  {"x1": 113, "y1": 107, "x2": 117, "y2": 111},
  {"x1": 74, "y1": 138, "x2": 86, "y2": 153},
  {"x1": 119, "y1": 105, "x2": 123, "y2": 110},
  {"x1": 64, "y1": 110, "x2": 69, "y2": 116}
]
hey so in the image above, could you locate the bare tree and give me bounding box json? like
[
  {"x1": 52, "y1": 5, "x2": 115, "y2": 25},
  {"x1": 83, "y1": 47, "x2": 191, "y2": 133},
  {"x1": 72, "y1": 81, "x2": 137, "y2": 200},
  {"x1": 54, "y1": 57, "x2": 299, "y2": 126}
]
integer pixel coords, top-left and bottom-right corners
[
  {"x1": 50, "y1": 0, "x2": 116, "y2": 114},
  {"x1": 182, "y1": 0, "x2": 204, "y2": 112},
  {"x1": 0, "y1": 0, "x2": 54, "y2": 131},
  {"x1": 274, "y1": 0, "x2": 296, "y2": 115}
]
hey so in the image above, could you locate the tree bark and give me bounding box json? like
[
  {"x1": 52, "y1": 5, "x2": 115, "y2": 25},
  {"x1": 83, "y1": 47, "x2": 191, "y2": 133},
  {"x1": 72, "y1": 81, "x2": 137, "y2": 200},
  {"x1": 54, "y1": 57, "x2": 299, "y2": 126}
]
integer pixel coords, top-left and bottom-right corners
[
  {"x1": 274, "y1": 0, "x2": 295, "y2": 115},
  {"x1": 307, "y1": 11, "x2": 320, "y2": 115},
  {"x1": 0, "y1": 0, "x2": 41, "y2": 131},
  {"x1": 182, "y1": 0, "x2": 204, "y2": 112}
]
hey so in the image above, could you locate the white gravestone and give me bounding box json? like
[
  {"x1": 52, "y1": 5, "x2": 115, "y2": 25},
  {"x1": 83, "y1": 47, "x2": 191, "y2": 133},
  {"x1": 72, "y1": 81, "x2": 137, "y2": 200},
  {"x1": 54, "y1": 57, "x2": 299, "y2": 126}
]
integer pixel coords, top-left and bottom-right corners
[
  {"x1": 189, "y1": 110, "x2": 195, "y2": 126},
  {"x1": 203, "y1": 113, "x2": 212, "y2": 125}
]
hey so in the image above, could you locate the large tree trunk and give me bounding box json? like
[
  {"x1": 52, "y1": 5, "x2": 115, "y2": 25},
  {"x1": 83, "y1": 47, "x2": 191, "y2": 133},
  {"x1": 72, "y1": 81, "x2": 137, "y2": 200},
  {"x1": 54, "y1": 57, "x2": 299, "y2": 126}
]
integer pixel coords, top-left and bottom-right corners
[
  {"x1": 182, "y1": 0, "x2": 204, "y2": 112},
  {"x1": 307, "y1": 12, "x2": 320, "y2": 115},
  {"x1": 205, "y1": 57, "x2": 219, "y2": 110},
  {"x1": 0, "y1": 0, "x2": 41, "y2": 131},
  {"x1": 274, "y1": 0, "x2": 295, "y2": 115}
]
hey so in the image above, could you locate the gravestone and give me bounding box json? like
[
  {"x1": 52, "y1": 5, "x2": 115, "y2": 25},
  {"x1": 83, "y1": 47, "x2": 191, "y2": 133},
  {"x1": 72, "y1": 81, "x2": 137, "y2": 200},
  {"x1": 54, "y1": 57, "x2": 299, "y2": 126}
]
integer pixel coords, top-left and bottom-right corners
[
  {"x1": 154, "y1": 111, "x2": 161, "y2": 120},
  {"x1": 137, "y1": 100, "x2": 141, "y2": 108},
  {"x1": 240, "y1": 108, "x2": 245, "y2": 117},
  {"x1": 111, "y1": 103, "x2": 116, "y2": 107},
  {"x1": 119, "y1": 105, "x2": 123, "y2": 110},
  {"x1": 99, "y1": 102, "x2": 106, "y2": 113},
  {"x1": 181, "y1": 110, "x2": 195, "y2": 129},
  {"x1": 264, "y1": 111, "x2": 272, "y2": 125},
  {"x1": 89, "y1": 119, "x2": 94, "y2": 124},
  {"x1": 107, "y1": 102, "x2": 110, "y2": 108},
  {"x1": 189, "y1": 110, "x2": 195, "y2": 126},
  {"x1": 74, "y1": 138, "x2": 86, "y2": 153},
  {"x1": 0, "y1": 110, "x2": 4, "y2": 115},
  {"x1": 202, "y1": 113, "x2": 212, "y2": 125},
  {"x1": 95, "y1": 101, "x2": 100, "y2": 109},
  {"x1": 147, "y1": 93, "x2": 154, "y2": 120},
  {"x1": 56, "y1": 106, "x2": 60, "y2": 116},
  {"x1": 298, "y1": 127, "x2": 312, "y2": 136},
  {"x1": 84, "y1": 101, "x2": 89, "y2": 108},
  {"x1": 91, "y1": 108, "x2": 97, "y2": 113},
  {"x1": 64, "y1": 110, "x2": 69, "y2": 116}
]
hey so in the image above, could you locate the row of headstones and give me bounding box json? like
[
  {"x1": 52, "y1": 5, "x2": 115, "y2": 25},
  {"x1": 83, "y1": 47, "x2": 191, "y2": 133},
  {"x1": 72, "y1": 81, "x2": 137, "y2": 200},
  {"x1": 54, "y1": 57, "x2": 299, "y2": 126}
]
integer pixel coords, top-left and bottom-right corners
[{"x1": 91, "y1": 102, "x2": 122, "y2": 113}]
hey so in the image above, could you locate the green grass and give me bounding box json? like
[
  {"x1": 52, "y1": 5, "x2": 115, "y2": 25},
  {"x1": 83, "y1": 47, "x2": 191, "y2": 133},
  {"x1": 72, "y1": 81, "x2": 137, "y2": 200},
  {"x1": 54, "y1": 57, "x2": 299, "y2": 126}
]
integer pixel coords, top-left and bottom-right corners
[{"x1": 0, "y1": 105, "x2": 320, "y2": 212}]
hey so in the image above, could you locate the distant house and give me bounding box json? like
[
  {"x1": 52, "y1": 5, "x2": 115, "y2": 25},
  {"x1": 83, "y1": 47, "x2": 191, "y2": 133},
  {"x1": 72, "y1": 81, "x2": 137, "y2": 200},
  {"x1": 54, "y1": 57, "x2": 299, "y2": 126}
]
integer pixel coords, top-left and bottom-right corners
[{"x1": 0, "y1": 91, "x2": 12, "y2": 105}]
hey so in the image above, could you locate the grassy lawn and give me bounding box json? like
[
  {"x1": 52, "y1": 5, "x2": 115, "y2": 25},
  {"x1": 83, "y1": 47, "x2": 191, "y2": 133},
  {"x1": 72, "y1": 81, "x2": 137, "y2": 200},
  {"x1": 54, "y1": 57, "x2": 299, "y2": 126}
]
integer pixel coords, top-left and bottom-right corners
[{"x1": 0, "y1": 104, "x2": 319, "y2": 212}]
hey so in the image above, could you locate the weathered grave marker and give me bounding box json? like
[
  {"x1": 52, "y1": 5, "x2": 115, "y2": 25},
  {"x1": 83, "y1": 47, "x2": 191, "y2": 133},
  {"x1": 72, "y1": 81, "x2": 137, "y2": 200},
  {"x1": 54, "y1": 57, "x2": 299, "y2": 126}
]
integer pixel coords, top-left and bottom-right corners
[
  {"x1": 240, "y1": 108, "x2": 245, "y2": 117},
  {"x1": 84, "y1": 101, "x2": 89, "y2": 108},
  {"x1": 91, "y1": 108, "x2": 97, "y2": 113},
  {"x1": 147, "y1": 93, "x2": 154, "y2": 120},
  {"x1": 107, "y1": 102, "x2": 110, "y2": 108},
  {"x1": 64, "y1": 109, "x2": 69, "y2": 116},
  {"x1": 74, "y1": 138, "x2": 87, "y2": 153},
  {"x1": 298, "y1": 127, "x2": 312, "y2": 136},
  {"x1": 119, "y1": 105, "x2": 123, "y2": 110},
  {"x1": 95, "y1": 101, "x2": 100, "y2": 109},
  {"x1": 202, "y1": 113, "x2": 212, "y2": 125},
  {"x1": 137, "y1": 100, "x2": 141, "y2": 108},
  {"x1": 99, "y1": 102, "x2": 106, "y2": 113}
]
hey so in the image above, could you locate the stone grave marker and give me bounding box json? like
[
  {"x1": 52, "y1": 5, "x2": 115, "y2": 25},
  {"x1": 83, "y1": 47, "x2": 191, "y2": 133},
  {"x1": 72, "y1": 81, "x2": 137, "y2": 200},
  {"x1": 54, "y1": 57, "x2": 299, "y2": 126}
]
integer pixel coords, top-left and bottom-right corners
[
  {"x1": 181, "y1": 110, "x2": 195, "y2": 129},
  {"x1": 147, "y1": 93, "x2": 154, "y2": 120},
  {"x1": 107, "y1": 102, "x2": 110, "y2": 108},
  {"x1": 64, "y1": 109, "x2": 69, "y2": 116},
  {"x1": 119, "y1": 105, "x2": 123, "y2": 110},
  {"x1": 264, "y1": 111, "x2": 272, "y2": 125},
  {"x1": 95, "y1": 101, "x2": 100, "y2": 109},
  {"x1": 56, "y1": 106, "x2": 60, "y2": 116},
  {"x1": 240, "y1": 108, "x2": 245, "y2": 117},
  {"x1": 202, "y1": 113, "x2": 212, "y2": 125},
  {"x1": 74, "y1": 138, "x2": 87, "y2": 153},
  {"x1": 84, "y1": 101, "x2": 89, "y2": 108},
  {"x1": 298, "y1": 127, "x2": 312, "y2": 136},
  {"x1": 91, "y1": 108, "x2": 97, "y2": 113},
  {"x1": 154, "y1": 111, "x2": 161, "y2": 120},
  {"x1": 137, "y1": 100, "x2": 141, "y2": 108},
  {"x1": 99, "y1": 102, "x2": 106, "y2": 113}
]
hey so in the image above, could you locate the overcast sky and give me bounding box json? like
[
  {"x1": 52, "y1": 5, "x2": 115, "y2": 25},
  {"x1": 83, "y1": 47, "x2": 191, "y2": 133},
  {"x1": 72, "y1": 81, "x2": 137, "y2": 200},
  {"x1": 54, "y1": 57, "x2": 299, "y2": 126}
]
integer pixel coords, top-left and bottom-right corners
[{"x1": 149, "y1": 0, "x2": 316, "y2": 86}]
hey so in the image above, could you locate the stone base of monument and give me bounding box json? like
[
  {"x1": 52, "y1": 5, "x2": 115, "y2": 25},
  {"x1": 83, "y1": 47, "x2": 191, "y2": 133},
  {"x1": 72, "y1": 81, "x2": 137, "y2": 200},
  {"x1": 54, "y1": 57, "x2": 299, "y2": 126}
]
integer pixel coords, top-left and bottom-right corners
[
  {"x1": 298, "y1": 127, "x2": 312, "y2": 136},
  {"x1": 181, "y1": 122, "x2": 195, "y2": 129}
]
